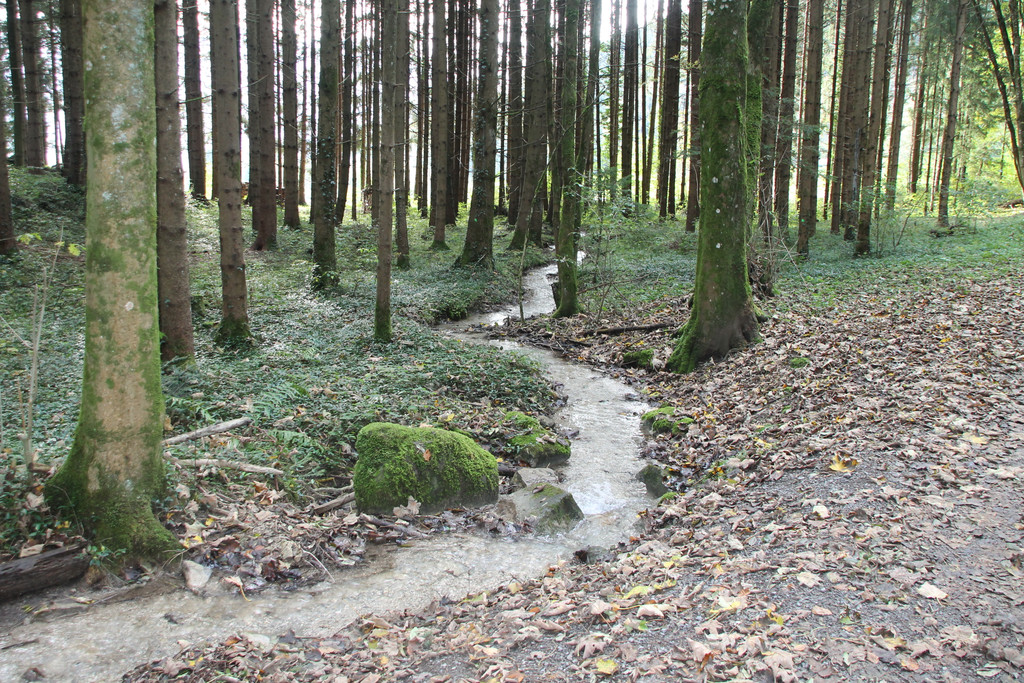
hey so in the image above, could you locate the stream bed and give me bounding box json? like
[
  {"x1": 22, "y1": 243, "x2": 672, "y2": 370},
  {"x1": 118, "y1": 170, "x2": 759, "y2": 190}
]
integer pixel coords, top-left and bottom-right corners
[{"x1": 0, "y1": 265, "x2": 651, "y2": 682}]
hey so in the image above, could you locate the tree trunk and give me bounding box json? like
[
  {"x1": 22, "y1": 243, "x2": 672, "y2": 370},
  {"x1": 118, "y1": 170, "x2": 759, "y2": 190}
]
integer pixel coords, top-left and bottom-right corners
[
  {"x1": 908, "y1": 14, "x2": 928, "y2": 193},
  {"x1": 773, "y1": 0, "x2": 798, "y2": 242},
  {"x1": 60, "y1": 0, "x2": 85, "y2": 186},
  {"x1": 883, "y1": 0, "x2": 912, "y2": 212},
  {"x1": 375, "y1": 0, "x2": 397, "y2": 342},
  {"x1": 394, "y1": 0, "x2": 410, "y2": 269},
  {"x1": 155, "y1": 0, "x2": 194, "y2": 363},
  {"x1": 796, "y1": 0, "x2": 823, "y2": 256},
  {"x1": 7, "y1": 0, "x2": 26, "y2": 167},
  {"x1": 182, "y1": 0, "x2": 205, "y2": 200},
  {"x1": 658, "y1": 0, "x2": 682, "y2": 217},
  {"x1": 251, "y1": 0, "x2": 277, "y2": 250},
  {"x1": 337, "y1": 0, "x2": 356, "y2": 221},
  {"x1": 609, "y1": 0, "x2": 621, "y2": 184},
  {"x1": 458, "y1": 0, "x2": 499, "y2": 269},
  {"x1": 312, "y1": 0, "x2": 340, "y2": 288},
  {"x1": 684, "y1": 0, "x2": 702, "y2": 232},
  {"x1": 429, "y1": 0, "x2": 450, "y2": 248},
  {"x1": 578, "y1": 0, "x2": 601, "y2": 191},
  {"x1": 755, "y1": 1, "x2": 781, "y2": 238},
  {"x1": 44, "y1": 0, "x2": 177, "y2": 559},
  {"x1": 621, "y1": 0, "x2": 638, "y2": 198},
  {"x1": 416, "y1": 0, "x2": 430, "y2": 218},
  {"x1": 554, "y1": 0, "x2": 580, "y2": 317},
  {"x1": 209, "y1": 0, "x2": 251, "y2": 342},
  {"x1": 19, "y1": 0, "x2": 46, "y2": 168},
  {"x1": 0, "y1": 73, "x2": 15, "y2": 255},
  {"x1": 936, "y1": 0, "x2": 968, "y2": 229},
  {"x1": 510, "y1": 0, "x2": 551, "y2": 249},
  {"x1": 855, "y1": 0, "x2": 892, "y2": 255},
  {"x1": 668, "y1": 0, "x2": 759, "y2": 373},
  {"x1": 506, "y1": 0, "x2": 525, "y2": 227},
  {"x1": 822, "y1": 0, "x2": 844, "y2": 220},
  {"x1": 281, "y1": 0, "x2": 300, "y2": 226}
]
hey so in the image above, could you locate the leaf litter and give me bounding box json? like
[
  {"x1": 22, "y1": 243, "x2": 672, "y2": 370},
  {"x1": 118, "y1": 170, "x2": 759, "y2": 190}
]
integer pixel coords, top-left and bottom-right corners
[{"x1": 120, "y1": 269, "x2": 1023, "y2": 681}]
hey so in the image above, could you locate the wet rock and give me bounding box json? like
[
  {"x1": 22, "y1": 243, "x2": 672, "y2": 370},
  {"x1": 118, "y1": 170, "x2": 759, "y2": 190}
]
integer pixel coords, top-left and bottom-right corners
[
  {"x1": 505, "y1": 411, "x2": 571, "y2": 467},
  {"x1": 497, "y1": 484, "x2": 584, "y2": 534},
  {"x1": 182, "y1": 560, "x2": 213, "y2": 593},
  {"x1": 511, "y1": 467, "x2": 560, "y2": 490},
  {"x1": 636, "y1": 463, "x2": 669, "y2": 497},
  {"x1": 353, "y1": 423, "x2": 498, "y2": 515},
  {"x1": 574, "y1": 545, "x2": 616, "y2": 564}
]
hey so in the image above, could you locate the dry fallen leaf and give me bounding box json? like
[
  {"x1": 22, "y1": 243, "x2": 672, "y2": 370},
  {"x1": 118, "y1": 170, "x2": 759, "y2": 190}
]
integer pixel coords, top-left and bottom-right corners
[
  {"x1": 917, "y1": 583, "x2": 948, "y2": 600},
  {"x1": 829, "y1": 454, "x2": 858, "y2": 472},
  {"x1": 796, "y1": 571, "x2": 821, "y2": 587},
  {"x1": 595, "y1": 658, "x2": 619, "y2": 675}
]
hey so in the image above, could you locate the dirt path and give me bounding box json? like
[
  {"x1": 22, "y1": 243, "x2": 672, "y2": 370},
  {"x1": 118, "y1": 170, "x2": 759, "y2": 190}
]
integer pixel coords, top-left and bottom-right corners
[{"x1": 119, "y1": 270, "x2": 1024, "y2": 681}]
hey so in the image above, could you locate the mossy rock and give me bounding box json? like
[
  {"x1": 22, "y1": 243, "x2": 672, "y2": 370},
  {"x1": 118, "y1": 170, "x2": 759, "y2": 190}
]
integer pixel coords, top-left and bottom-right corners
[
  {"x1": 622, "y1": 349, "x2": 655, "y2": 370},
  {"x1": 640, "y1": 405, "x2": 693, "y2": 437},
  {"x1": 353, "y1": 422, "x2": 498, "y2": 515},
  {"x1": 497, "y1": 483, "x2": 584, "y2": 533},
  {"x1": 636, "y1": 463, "x2": 669, "y2": 497},
  {"x1": 504, "y1": 410, "x2": 571, "y2": 467}
]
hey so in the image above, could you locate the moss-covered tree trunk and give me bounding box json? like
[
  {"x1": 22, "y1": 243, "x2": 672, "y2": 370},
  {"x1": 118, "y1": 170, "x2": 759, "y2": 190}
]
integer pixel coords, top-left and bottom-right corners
[
  {"x1": 457, "y1": 0, "x2": 499, "y2": 270},
  {"x1": 553, "y1": 0, "x2": 580, "y2": 317},
  {"x1": 667, "y1": 0, "x2": 759, "y2": 373},
  {"x1": 210, "y1": 0, "x2": 251, "y2": 343},
  {"x1": 311, "y1": 0, "x2": 339, "y2": 289},
  {"x1": 155, "y1": 0, "x2": 195, "y2": 363},
  {"x1": 44, "y1": 0, "x2": 177, "y2": 560}
]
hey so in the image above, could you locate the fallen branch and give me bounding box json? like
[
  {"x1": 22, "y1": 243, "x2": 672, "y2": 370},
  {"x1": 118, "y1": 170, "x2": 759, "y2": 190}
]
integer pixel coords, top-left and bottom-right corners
[
  {"x1": 311, "y1": 493, "x2": 355, "y2": 515},
  {"x1": 162, "y1": 417, "x2": 253, "y2": 446},
  {"x1": 169, "y1": 457, "x2": 284, "y2": 476},
  {"x1": 359, "y1": 514, "x2": 427, "y2": 539},
  {"x1": 583, "y1": 322, "x2": 675, "y2": 337}
]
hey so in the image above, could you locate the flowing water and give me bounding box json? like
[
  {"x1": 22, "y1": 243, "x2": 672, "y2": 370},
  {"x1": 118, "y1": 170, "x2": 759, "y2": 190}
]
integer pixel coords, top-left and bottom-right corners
[{"x1": 0, "y1": 265, "x2": 651, "y2": 682}]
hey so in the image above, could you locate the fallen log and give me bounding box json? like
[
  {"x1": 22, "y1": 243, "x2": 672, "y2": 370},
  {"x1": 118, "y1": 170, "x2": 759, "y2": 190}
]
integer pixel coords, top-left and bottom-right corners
[
  {"x1": 311, "y1": 493, "x2": 355, "y2": 515},
  {"x1": 0, "y1": 545, "x2": 89, "y2": 602},
  {"x1": 583, "y1": 322, "x2": 674, "y2": 337},
  {"x1": 168, "y1": 457, "x2": 284, "y2": 476},
  {"x1": 162, "y1": 417, "x2": 253, "y2": 446}
]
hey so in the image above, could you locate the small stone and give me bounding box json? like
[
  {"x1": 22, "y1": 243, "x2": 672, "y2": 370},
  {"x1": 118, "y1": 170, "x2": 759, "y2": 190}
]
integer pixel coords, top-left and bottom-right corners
[
  {"x1": 636, "y1": 463, "x2": 669, "y2": 497},
  {"x1": 512, "y1": 467, "x2": 560, "y2": 490},
  {"x1": 182, "y1": 560, "x2": 213, "y2": 593}
]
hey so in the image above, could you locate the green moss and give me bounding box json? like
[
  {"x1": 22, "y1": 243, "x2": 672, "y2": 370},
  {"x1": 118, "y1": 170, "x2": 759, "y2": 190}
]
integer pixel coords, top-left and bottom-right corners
[
  {"x1": 504, "y1": 411, "x2": 571, "y2": 467},
  {"x1": 504, "y1": 410, "x2": 541, "y2": 430},
  {"x1": 789, "y1": 356, "x2": 810, "y2": 368},
  {"x1": 353, "y1": 422, "x2": 498, "y2": 515},
  {"x1": 622, "y1": 349, "x2": 655, "y2": 370},
  {"x1": 641, "y1": 405, "x2": 694, "y2": 436}
]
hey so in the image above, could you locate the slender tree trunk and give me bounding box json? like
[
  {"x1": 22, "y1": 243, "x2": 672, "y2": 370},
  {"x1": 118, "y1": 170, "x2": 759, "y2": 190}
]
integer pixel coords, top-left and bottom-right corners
[
  {"x1": 375, "y1": 0, "x2": 397, "y2": 342},
  {"x1": 210, "y1": 0, "x2": 251, "y2": 342},
  {"x1": 416, "y1": 0, "x2": 430, "y2": 218},
  {"x1": 684, "y1": 0, "x2": 702, "y2": 232},
  {"x1": 609, "y1": 0, "x2": 621, "y2": 183},
  {"x1": 796, "y1": 0, "x2": 823, "y2": 255},
  {"x1": 7, "y1": 0, "x2": 26, "y2": 166},
  {"x1": 458, "y1": 0, "x2": 499, "y2": 269},
  {"x1": 312, "y1": 0, "x2": 340, "y2": 287},
  {"x1": 182, "y1": 0, "x2": 205, "y2": 200},
  {"x1": 883, "y1": 0, "x2": 912, "y2": 210},
  {"x1": 621, "y1": 0, "x2": 638, "y2": 198},
  {"x1": 578, "y1": 0, "x2": 601, "y2": 191},
  {"x1": 60, "y1": 0, "x2": 85, "y2": 186},
  {"x1": 0, "y1": 75, "x2": 15, "y2": 255},
  {"x1": 937, "y1": 0, "x2": 968, "y2": 229},
  {"x1": 506, "y1": 0, "x2": 525, "y2": 227},
  {"x1": 909, "y1": 15, "x2": 929, "y2": 193},
  {"x1": 251, "y1": 0, "x2": 277, "y2": 250},
  {"x1": 822, "y1": 0, "x2": 844, "y2": 220},
  {"x1": 668, "y1": 0, "x2": 759, "y2": 372},
  {"x1": 155, "y1": 0, "x2": 194, "y2": 363},
  {"x1": 773, "y1": 0, "x2": 798, "y2": 242},
  {"x1": 554, "y1": 0, "x2": 580, "y2": 317},
  {"x1": 511, "y1": 0, "x2": 551, "y2": 249},
  {"x1": 394, "y1": 0, "x2": 410, "y2": 268},
  {"x1": 641, "y1": 0, "x2": 662, "y2": 207},
  {"x1": 337, "y1": 0, "x2": 355, "y2": 220},
  {"x1": 299, "y1": 6, "x2": 311, "y2": 205},
  {"x1": 658, "y1": 0, "x2": 682, "y2": 217},
  {"x1": 281, "y1": 0, "x2": 300, "y2": 226},
  {"x1": 755, "y1": 1, "x2": 782, "y2": 238},
  {"x1": 45, "y1": 0, "x2": 177, "y2": 559},
  {"x1": 429, "y1": 0, "x2": 450, "y2": 248},
  {"x1": 19, "y1": 0, "x2": 47, "y2": 167}
]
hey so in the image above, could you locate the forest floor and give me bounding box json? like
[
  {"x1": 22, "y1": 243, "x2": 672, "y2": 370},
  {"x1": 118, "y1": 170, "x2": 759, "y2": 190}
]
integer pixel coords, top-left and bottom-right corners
[
  {"x1": 3, "y1": 169, "x2": 1024, "y2": 681},
  {"x1": 125, "y1": 248, "x2": 1024, "y2": 679}
]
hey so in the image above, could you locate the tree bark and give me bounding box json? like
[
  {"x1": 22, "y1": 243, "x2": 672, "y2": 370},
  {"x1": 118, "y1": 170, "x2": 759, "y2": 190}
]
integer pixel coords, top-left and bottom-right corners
[
  {"x1": 554, "y1": 0, "x2": 580, "y2": 317},
  {"x1": 251, "y1": 0, "x2": 277, "y2": 250},
  {"x1": 182, "y1": 0, "x2": 205, "y2": 200},
  {"x1": 375, "y1": 0, "x2": 397, "y2": 342},
  {"x1": 668, "y1": 0, "x2": 759, "y2": 373},
  {"x1": 312, "y1": 0, "x2": 340, "y2": 289},
  {"x1": 19, "y1": 0, "x2": 47, "y2": 168},
  {"x1": 683, "y1": 0, "x2": 702, "y2": 232},
  {"x1": 936, "y1": 0, "x2": 968, "y2": 229},
  {"x1": 883, "y1": 0, "x2": 912, "y2": 211},
  {"x1": 458, "y1": 0, "x2": 499, "y2": 269},
  {"x1": 394, "y1": 0, "x2": 410, "y2": 269},
  {"x1": 621, "y1": 0, "x2": 638, "y2": 198},
  {"x1": 336, "y1": 0, "x2": 356, "y2": 221},
  {"x1": 281, "y1": 0, "x2": 300, "y2": 226},
  {"x1": 429, "y1": 0, "x2": 450, "y2": 248},
  {"x1": 658, "y1": 0, "x2": 682, "y2": 217},
  {"x1": 795, "y1": 0, "x2": 823, "y2": 255},
  {"x1": 7, "y1": 0, "x2": 26, "y2": 166},
  {"x1": 155, "y1": 0, "x2": 194, "y2": 363},
  {"x1": 44, "y1": 0, "x2": 177, "y2": 559},
  {"x1": 506, "y1": 0, "x2": 525, "y2": 227},
  {"x1": 908, "y1": 13, "x2": 929, "y2": 194},
  {"x1": 0, "y1": 545, "x2": 89, "y2": 601},
  {"x1": 773, "y1": 0, "x2": 798, "y2": 242},
  {"x1": 0, "y1": 72, "x2": 15, "y2": 255},
  {"x1": 60, "y1": 0, "x2": 85, "y2": 186},
  {"x1": 210, "y1": 0, "x2": 251, "y2": 342}
]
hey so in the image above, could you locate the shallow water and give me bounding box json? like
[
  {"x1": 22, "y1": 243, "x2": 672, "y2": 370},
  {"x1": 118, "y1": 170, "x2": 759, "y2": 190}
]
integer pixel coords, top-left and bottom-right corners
[{"x1": 0, "y1": 264, "x2": 651, "y2": 682}]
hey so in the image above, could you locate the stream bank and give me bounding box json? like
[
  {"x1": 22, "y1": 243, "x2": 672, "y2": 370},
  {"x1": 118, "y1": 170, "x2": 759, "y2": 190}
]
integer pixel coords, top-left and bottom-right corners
[{"x1": 0, "y1": 264, "x2": 654, "y2": 683}]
